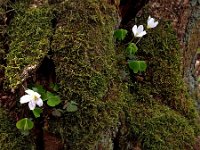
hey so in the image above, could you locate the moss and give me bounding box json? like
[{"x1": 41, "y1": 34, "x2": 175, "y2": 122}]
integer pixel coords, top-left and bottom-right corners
[
  {"x1": 126, "y1": 100, "x2": 195, "y2": 150},
  {"x1": 49, "y1": 2, "x2": 200, "y2": 149},
  {"x1": 117, "y1": 17, "x2": 200, "y2": 149},
  {"x1": 0, "y1": 2, "x2": 9, "y2": 62},
  {"x1": 0, "y1": 7, "x2": 6, "y2": 65},
  {"x1": 50, "y1": 0, "x2": 124, "y2": 149},
  {"x1": 0, "y1": 108, "x2": 34, "y2": 149},
  {"x1": 5, "y1": 1, "x2": 53, "y2": 88},
  {"x1": 135, "y1": 21, "x2": 198, "y2": 120},
  {"x1": 0, "y1": 3, "x2": 8, "y2": 86}
]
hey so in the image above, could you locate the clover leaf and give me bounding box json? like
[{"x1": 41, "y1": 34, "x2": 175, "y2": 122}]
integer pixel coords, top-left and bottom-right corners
[
  {"x1": 66, "y1": 101, "x2": 78, "y2": 112},
  {"x1": 46, "y1": 91, "x2": 61, "y2": 107},
  {"x1": 32, "y1": 108, "x2": 43, "y2": 118},
  {"x1": 128, "y1": 60, "x2": 147, "y2": 73},
  {"x1": 16, "y1": 118, "x2": 34, "y2": 131},
  {"x1": 114, "y1": 29, "x2": 128, "y2": 41},
  {"x1": 126, "y1": 43, "x2": 138, "y2": 55}
]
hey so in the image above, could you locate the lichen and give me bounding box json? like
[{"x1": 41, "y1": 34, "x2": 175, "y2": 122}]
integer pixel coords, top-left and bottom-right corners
[
  {"x1": 0, "y1": 108, "x2": 34, "y2": 150},
  {"x1": 5, "y1": 0, "x2": 53, "y2": 88},
  {"x1": 185, "y1": 4, "x2": 200, "y2": 109}
]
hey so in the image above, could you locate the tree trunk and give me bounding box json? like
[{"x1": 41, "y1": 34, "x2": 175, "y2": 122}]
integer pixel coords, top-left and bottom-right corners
[{"x1": 0, "y1": 0, "x2": 200, "y2": 150}]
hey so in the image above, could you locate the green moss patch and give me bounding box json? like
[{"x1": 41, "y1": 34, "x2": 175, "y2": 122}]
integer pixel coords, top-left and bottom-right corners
[
  {"x1": 5, "y1": 1, "x2": 53, "y2": 88},
  {"x1": 136, "y1": 21, "x2": 198, "y2": 119},
  {"x1": 0, "y1": 6, "x2": 6, "y2": 65},
  {"x1": 50, "y1": 0, "x2": 124, "y2": 149},
  {"x1": 0, "y1": 3, "x2": 8, "y2": 86},
  {"x1": 126, "y1": 101, "x2": 195, "y2": 150}
]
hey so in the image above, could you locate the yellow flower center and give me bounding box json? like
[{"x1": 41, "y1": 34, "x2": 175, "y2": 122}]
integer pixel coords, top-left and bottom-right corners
[{"x1": 32, "y1": 95, "x2": 38, "y2": 101}]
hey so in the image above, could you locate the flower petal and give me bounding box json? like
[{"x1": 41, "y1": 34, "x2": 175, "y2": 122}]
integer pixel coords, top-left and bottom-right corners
[
  {"x1": 137, "y1": 31, "x2": 147, "y2": 37},
  {"x1": 137, "y1": 25, "x2": 144, "y2": 34},
  {"x1": 132, "y1": 25, "x2": 137, "y2": 36},
  {"x1": 149, "y1": 18, "x2": 154, "y2": 24},
  {"x1": 36, "y1": 98, "x2": 43, "y2": 107},
  {"x1": 147, "y1": 16, "x2": 151, "y2": 22},
  {"x1": 20, "y1": 95, "x2": 31, "y2": 104},
  {"x1": 25, "y1": 89, "x2": 41, "y2": 100},
  {"x1": 28, "y1": 101, "x2": 36, "y2": 110},
  {"x1": 147, "y1": 16, "x2": 158, "y2": 29},
  {"x1": 25, "y1": 89, "x2": 35, "y2": 95},
  {"x1": 152, "y1": 21, "x2": 158, "y2": 28}
]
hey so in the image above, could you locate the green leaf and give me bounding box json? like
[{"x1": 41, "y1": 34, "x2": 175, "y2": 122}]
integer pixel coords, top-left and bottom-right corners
[
  {"x1": 32, "y1": 85, "x2": 47, "y2": 100},
  {"x1": 126, "y1": 43, "x2": 138, "y2": 55},
  {"x1": 32, "y1": 108, "x2": 43, "y2": 118},
  {"x1": 114, "y1": 29, "x2": 128, "y2": 41},
  {"x1": 16, "y1": 118, "x2": 34, "y2": 131},
  {"x1": 66, "y1": 101, "x2": 78, "y2": 112},
  {"x1": 46, "y1": 91, "x2": 61, "y2": 107},
  {"x1": 139, "y1": 61, "x2": 147, "y2": 71},
  {"x1": 128, "y1": 60, "x2": 147, "y2": 73},
  {"x1": 50, "y1": 83, "x2": 59, "y2": 92}
]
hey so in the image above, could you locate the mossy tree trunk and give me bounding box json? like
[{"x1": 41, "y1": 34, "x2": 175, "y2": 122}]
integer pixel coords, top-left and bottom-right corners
[{"x1": 0, "y1": 0, "x2": 200, "y2": 150}]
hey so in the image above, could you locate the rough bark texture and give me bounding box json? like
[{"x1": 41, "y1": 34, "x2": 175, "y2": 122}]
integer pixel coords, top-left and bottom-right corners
[{"x1": 0, "y1": 0, "x2": 200, "y2": 150}]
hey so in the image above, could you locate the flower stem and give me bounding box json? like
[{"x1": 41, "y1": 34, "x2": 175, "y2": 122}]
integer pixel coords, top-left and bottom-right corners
[
  {"x1": 125, "y1": 38, "x2": 134, "y2": 46},
  {"x1": 136, "y1": 37, "x2": 142, "y2": 45}
]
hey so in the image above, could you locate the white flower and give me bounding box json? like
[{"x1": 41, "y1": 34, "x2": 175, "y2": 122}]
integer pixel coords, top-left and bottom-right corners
[
  {"x1": 132, "y1": 25, "x2": 147, "y2": 38},
  {"x1": 147, "y1": 16, "x2": 158, "y2": 29},
  {"x1": 20, "y1": 89, "x2": 43, "y2": 110}
]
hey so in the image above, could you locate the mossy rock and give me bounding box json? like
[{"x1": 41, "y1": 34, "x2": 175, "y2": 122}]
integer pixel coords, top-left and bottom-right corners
[{"x1": 0, "y1": 108, "x2": 33, "y2": 150}]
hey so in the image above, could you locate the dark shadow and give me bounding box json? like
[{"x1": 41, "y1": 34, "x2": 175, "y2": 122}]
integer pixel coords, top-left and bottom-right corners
[{"x1": 120, "y1": 0, "x2": 149, "y2": 24}]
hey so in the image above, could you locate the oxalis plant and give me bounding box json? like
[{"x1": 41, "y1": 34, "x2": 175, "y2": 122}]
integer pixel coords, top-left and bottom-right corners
[
  {"x1": 16, "y1": 84, "x2": 78, "y2": 135},
  {"x1": 114, "y1": 16, "x2": 159, "y2": 73}
]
